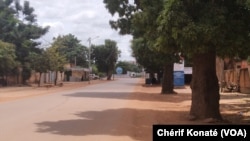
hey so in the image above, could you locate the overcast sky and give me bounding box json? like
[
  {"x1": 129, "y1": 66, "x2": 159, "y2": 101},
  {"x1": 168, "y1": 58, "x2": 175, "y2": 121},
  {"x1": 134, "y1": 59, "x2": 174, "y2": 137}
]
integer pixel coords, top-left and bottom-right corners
[{"x1": 21, "y1": 0, "x2": 134, "y2": 61}]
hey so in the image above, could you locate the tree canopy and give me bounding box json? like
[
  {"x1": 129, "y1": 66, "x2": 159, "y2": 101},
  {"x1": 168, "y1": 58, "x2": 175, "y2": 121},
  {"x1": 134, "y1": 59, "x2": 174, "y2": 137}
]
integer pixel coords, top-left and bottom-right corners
[
  {"x1": 92, "y1": 39, "x2": 120, "y2": 80},
  {"x1": 157, "y1": 0, "x2": 250, "y2": 59},
  {"x1": 116, "y1": 60, "x2": 141, "y2": 74},
  {"x1": 156, "y1": 0, "x2": 250, "y2": 120},
  {"x1": 104, "y1": 0, "x2": 179, "y2": 94},
  {"x1": 51, "y1": 34, "x2": 89, "y2": 67},
  {"x1": 104, "y1": 0, "x2": 250, "y2": 120},
  {"x1": 0, "y1": 0, "x2": 49, "y2": 84},
  {"x1": 0, "y1": 40, "x2": 16, "y2": 85}
]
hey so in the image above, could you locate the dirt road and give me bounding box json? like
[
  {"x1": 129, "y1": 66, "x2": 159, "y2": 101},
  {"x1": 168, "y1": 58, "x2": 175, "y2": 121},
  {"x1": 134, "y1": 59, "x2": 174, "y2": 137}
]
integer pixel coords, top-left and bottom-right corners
[
  {"x1": 0, "y1": 80, "x2": 106, "y2": 102},
  {"x1": 0, "y1": 78, "x2": 250, "y2": 141}
]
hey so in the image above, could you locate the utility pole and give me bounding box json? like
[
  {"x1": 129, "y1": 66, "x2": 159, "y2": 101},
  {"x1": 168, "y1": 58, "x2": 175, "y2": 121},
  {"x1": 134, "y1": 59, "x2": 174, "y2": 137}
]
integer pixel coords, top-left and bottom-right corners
[{"x1": 87, "y1": 36, "x2": 99, "y2": 84}]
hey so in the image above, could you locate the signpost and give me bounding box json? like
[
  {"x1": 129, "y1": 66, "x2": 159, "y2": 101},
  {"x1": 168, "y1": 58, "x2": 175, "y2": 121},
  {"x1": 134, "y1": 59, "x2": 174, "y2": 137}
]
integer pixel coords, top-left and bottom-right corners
[
  {"x1": 174, "y1": 62, "x2": 185, "y2": 87},
  {"x1": 116, "y1": 67, "x2": 123, "y2": 74}
]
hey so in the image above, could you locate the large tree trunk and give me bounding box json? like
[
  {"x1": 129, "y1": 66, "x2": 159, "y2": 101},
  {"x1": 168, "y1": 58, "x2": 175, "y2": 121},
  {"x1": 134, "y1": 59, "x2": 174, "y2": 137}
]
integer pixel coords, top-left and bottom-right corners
[
  {"x1": 38, "y1": 72, "x2": 42, "y2": 87},
  {"x1": 190, "y1": 51, "x2": 222, "y2": 120},
  {"x1": 54, "y1": 71, "x2": 58, "y2": 86},
  {"x1": 157, "y1": 71, "x2": 163, "y2": 84},
  {"x1": 107, "y1": 69, "x2": 113, "y2": 80},
  {"x1": 161, "y1": 63, "x2": 174, "y2": 94}
]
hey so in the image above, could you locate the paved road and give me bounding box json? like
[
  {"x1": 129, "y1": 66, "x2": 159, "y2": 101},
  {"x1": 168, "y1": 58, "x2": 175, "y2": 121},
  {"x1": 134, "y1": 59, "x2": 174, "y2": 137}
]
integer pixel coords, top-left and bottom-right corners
[{"x1": 0, "y1": 78, "x2": 141, "y2": 141}]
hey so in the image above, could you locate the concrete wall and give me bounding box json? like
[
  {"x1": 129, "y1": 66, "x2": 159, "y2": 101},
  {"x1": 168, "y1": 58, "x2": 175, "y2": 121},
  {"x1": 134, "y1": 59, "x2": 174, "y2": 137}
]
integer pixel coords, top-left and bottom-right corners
[{"x1": 28, "y1": 71, "x2": 64, "y2": 85}]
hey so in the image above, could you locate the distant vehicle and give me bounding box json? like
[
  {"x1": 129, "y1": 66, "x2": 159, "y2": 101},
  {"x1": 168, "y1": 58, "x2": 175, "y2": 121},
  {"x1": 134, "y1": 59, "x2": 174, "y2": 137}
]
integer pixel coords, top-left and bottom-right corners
[
  {"x1": 130, "y1": 72, "x2": 136, "y2": 78},
  {"x1": 89, "y1": 74, "x2": 99, "y2": 80}
]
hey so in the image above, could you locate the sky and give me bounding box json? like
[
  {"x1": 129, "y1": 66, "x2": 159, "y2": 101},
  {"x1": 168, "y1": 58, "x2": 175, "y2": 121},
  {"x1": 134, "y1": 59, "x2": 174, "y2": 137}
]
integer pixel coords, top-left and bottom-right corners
[{"x1": 20, "y1": 0, "x2": 135, "y2": 61}]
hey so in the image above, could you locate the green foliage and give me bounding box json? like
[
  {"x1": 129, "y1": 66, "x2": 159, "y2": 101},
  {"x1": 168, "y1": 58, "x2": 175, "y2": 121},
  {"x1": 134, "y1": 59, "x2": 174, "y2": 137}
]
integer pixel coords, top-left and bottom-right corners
[
  {"x1": 104, "y1": 0, "x2": 177, "y2": 70},
  {"x1": 103, "y1": 0, "x2": 130, "y2": 16},
  {"x1": 131, "y1": 37, "x2": 163, "y2": 73},
  {"x1": 132, "y1": 0, "x2": 164, "y2": 40},
  {"x1": 92, "y1": 39, "x2": 120, "y2": 77},
  {"x1": 158, "y1": 0, "x2": 250, "y2": 58},
  {"x1": 103, "y1": 0, "x2": 137, "y2": 35},
  {"x1": 116, "y1": 61, "x2": 141, "y2": 74},
  {"x1": 0, "y1": 40, "x2": 17, "y2": 76},
  {"x1": 44, "y1": 46, "x2": 67, "y2": 72},
  {"x1": 247, "y1": 56, "x2": 250, "y2": 63},
  {"x1": 21, "y1": 62, "x2": 32, "y2": 84},
  {"x1": 52, "y1": 34, "x2": 88, "y2": 67},
  {"x1": 98, "y1": 72, "x2": 106, "y2": 78},
  {"x1": 91, "y1": 64, "x2": 99, "y2": 74},
  {"x1": 0, "y1": 0, "x2": 49, "y2": 83},
  {"x1": 28, "y1": 51, "x2": 48, "y2": 73}
]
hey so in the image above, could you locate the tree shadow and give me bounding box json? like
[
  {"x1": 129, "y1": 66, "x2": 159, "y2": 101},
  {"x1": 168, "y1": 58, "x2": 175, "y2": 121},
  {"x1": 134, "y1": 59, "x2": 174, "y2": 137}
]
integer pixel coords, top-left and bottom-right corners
[
  {"x1": 36, "y1": 91, "x2": 250, "y2": 140},
  {"x1": 62, "y1": 90, "x2": 250, "y2": 123},
  {"x1": 35, "y1": 108, "x2": 250, "y2": 140},
  {"x1": 63, "y1": 92, "x2": 192, "y2": 103},
  {"x1": 219, "y1": 93, "x2": 250, "y2": 123},
  {"x1": 220, "y1": 92, "x2": 250, "y2": 100},
  {"x1": 35, "y1": 108, "x2": 192, "y2": 141}
]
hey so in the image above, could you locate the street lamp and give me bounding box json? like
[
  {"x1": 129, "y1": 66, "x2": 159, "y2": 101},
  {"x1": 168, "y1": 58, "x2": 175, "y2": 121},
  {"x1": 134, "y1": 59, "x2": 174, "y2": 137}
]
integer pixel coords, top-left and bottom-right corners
[{"x1": 87, "y1": 36, "x2": 99, "y2": 84}]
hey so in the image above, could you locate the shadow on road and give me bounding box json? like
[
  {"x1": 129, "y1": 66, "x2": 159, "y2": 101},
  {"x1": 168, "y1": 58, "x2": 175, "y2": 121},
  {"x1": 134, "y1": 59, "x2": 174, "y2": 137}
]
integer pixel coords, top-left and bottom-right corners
[
  {"x1": 35, "y1": 108, "x2": 250, "y2": 141},
  {"x1": 62, "y1": 91, "x2": 250, "y2": 123},
  {"x1": 35, "y1": 108, "x2": 190, "y2": 141},
  {"x1": 35, "y1": 90, "x2": 250, "y2": 140},
  {"x1": 63, "y1": 92, "x2": 192, "y2": 103},
  {"x1": 36, "y1": 87, "x2": 193, "y2": 140}
]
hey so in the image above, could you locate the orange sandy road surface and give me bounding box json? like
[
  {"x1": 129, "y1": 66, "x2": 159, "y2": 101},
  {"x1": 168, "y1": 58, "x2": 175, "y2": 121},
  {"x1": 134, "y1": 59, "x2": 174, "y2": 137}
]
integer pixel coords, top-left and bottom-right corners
[{"x1": 0, "y1": 80, "x2": 106, "y2": 103}]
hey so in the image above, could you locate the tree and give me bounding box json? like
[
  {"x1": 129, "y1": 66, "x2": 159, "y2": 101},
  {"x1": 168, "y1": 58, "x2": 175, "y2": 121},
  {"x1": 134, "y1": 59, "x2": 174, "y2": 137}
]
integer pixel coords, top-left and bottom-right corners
[
  {"x1": 0, "y1": 0, "x2": 49, "y2": 84},
  {"x1": 45, "y1": 45, "x2": 67, "y2": 85},
  {"x1": 52, "y1": 34, "x2": 89, "y2": 67},
  {"x1": 92, "y1": 39, "x2": 120, "y2": 80},
  {"x1": 157, "y1": 0, "x2": 250, "y2": 120},
  {"x1": 0, "y1": 40, "x2": 17, "y2": 86},
  {"x1": 29, "y1": 51, "x2": 48, "y2": 86},
  {"x1": 104, "y1": 0, "x2": 179, "y2": 94},
  {"x1": 131, "y1": 38, "x2": 163, "y2": 83},
  {"x1": 0, "y1": 0, "x2": 17, "y2": 41},
  {"x1": 116, "y1": 61, "x2": 142, "y2": 74},
  {"x1": 103, "y1": 0, "x2": 137, "y2": 35}
]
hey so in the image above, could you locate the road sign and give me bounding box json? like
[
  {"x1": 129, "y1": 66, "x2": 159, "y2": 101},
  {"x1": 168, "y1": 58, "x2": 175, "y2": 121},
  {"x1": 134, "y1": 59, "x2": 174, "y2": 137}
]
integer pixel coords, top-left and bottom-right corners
[{"x1": 116, "y1": 67, "x2": 123, "y2": 74}]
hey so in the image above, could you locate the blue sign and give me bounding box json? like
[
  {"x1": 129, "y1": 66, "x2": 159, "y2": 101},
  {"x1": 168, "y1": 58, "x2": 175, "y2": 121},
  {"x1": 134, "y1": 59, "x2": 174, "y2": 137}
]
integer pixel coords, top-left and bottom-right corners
[
  {"x1": 173, "y1": 71, "x2": 185, "y2": 86},
  {"x1": 116, "y1": 67, "x2": 123, "y2": 74}
]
